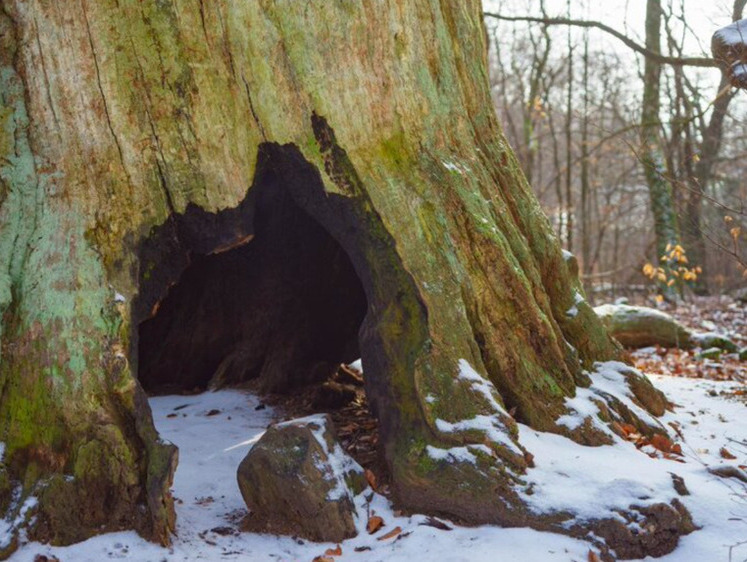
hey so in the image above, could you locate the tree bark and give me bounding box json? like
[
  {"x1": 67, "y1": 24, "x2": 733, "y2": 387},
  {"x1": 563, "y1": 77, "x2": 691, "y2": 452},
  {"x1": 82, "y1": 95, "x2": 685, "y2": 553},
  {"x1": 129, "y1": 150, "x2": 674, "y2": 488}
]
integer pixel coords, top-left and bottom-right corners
[
  {"x1": 0, "y1": 0, "x2": 683, "y2": 558},
  {"x1": 641, "y1": 0, "x2": 681, "y2": 297}
]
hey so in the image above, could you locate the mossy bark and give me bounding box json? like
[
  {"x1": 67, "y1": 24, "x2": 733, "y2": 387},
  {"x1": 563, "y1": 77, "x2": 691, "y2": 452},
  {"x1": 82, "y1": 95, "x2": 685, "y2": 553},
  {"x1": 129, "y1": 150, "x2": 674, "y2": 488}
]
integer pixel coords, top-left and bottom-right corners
[
  {"x1": 0, "y1": 0, "x2": 676, "y2": 557},
  {"x1": 641, "y1": 0, "x2": 681, "y2": 299}
]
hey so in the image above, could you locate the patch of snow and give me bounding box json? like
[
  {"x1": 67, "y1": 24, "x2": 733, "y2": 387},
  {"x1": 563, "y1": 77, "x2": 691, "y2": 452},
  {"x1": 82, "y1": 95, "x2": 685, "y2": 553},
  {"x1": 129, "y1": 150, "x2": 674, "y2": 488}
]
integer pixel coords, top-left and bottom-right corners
[
  {"x1": 348, "y1": 358, "x2": 363, "y2": 372},
  {"x1": 566, "y1": 290, "x2": 585, "y2": 318},
  {"x1": 556, "y1": 361, "x2": 661, "y2": 433},
  {"x1": 426, "y1": 445, "x2": 491, "y2": 465},
  {"x1": 713, "y1": 20, "x2": 747, "y2": 50},
  {"x1": 13, "y1": 378, "x2": 747, "y2": 562},
  {"x1": 435, "y1": 415, "x2": 522, "y2": 456},
  {"x1": 0, "y1": 494, "x2": 37, "y2": 550},
  {"x1": 113, "y1": 292, "x2": 126, "y2": 303},
  {"x1": 457, "y1": 358, "x2": 508, "y2": 416}
]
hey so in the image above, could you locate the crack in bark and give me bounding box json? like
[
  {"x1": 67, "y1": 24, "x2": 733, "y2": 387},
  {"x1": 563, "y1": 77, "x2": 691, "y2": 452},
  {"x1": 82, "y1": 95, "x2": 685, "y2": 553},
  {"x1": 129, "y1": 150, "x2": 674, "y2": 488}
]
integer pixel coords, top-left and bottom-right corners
[
  {"x1": 215, "y1": 5, "x2": 236, "y2": 77},
  {"x1": 81, "y1": 0, "x2": 132, "y2": 188},
  {"x1": 242, "y1": 74, "x2": 266, "y2": 141},
  {"x1": 197, "y1": 0, "x2": 210, "y2": 45},
  {"x1": 128, "y1": 39, "x2": 176, "y2": 216},
  {"x1": 32, "y1": 15, "x2": 60, "y2": 134}
]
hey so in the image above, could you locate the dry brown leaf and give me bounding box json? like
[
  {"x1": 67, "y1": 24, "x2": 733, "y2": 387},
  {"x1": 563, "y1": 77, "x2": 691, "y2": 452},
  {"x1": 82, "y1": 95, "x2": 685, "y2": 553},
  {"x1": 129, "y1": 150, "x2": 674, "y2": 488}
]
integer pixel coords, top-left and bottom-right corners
[
  {"x1": 324, "y1": 545, "x2": 342, "y2": 556},
  {"x1": 621, "y1": 423, "x2": 637, "y2": 436},
  {"x1": 377, "y1": 526, "x2": 402, "y2": 541},
  {"x1": 651, "y1": 434, "x2": 673, "y2": 453},
  {"x1": 312, "y1": 557, "x2": 334, "y2": 562},
  {"x1": 671, "y1": 443, "x2": 683, "y2": 456},
  {"x1": 588, "y1": 550, "x2": 601, "y2": 562},
  {"x1": 367, "y1": 515, "x2": 384, "y2": 534},
  {"x1": 720, "y1": 447, "x2": 737, "y2": 460},
  {"x1": 365, "y1": 468, "x2": 377, "y2": 491}
]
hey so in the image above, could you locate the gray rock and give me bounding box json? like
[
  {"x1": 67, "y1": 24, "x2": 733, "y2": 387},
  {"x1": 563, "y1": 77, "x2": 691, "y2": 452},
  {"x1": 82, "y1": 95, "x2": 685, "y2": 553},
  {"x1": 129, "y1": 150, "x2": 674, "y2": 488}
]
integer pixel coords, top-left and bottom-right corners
[{"x1": 237, "y1": 413, "x2": 365, "y2": 542}]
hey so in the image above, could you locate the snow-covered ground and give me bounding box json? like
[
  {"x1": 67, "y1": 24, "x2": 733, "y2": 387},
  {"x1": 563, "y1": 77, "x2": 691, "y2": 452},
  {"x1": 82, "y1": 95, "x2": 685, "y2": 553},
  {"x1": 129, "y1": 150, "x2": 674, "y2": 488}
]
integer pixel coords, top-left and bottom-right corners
[{"x1": 13, "y1": 375, "x2": 747, "y2": 562}]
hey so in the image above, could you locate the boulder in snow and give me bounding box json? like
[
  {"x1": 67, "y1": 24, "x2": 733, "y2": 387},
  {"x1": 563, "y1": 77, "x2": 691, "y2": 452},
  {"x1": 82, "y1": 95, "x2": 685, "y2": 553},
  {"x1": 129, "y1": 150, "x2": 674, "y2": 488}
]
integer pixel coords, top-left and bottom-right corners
[
  {"x1": 594, "y1": 304, "x2": 737, "y2": 352},
  {"x1": 237, "y1": 414, "x2": 365, "y2": 542},
  {"x1": 594, "y1": 304, "x2": 692, "y2": 349}
]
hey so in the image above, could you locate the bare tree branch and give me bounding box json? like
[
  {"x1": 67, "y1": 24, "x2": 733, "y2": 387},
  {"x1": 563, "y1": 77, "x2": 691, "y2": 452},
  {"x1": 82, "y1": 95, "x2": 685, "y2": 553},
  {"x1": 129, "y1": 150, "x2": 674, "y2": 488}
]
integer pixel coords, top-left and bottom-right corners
[{"x1": 483, "y1": 12, "x2": 718, "y2": 68}]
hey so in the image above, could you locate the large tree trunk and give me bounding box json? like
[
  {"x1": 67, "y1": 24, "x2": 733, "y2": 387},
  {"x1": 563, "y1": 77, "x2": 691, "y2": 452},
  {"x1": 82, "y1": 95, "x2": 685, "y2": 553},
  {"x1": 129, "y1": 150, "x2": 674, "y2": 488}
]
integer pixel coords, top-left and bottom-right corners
[{"x1": 0, "y1": 0, "x2": 684, "y2": 558}]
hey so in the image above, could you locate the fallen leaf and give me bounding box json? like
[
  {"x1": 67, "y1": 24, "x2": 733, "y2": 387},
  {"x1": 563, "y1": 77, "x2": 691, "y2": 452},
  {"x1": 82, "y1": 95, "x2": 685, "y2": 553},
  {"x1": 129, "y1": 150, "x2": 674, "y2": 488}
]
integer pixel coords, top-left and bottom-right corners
[
  {"x1": 720, "y1": 447, "x2": 737, "y2": 460},
  {"x1": 367, "y1": 515, "x2": 384, "y2": 534},
  {"x1": 312, "y1": 557, "x2": 334, "y2": 562},
  {"x1": 377, "y1": 526, "x2": 402, "y2": 541},
  {"x1": 588, "y1": 550, "x2": 601, "y2": 562},
  {"x1": 324, "y1": 545, "x2": 342, "y2": 556},
  {"x1": 651, "y1": 434, "x2": 673, "y2": 453},
  {"x1": 671, "y1": 443, "x2": 683, "y2": 455},
  {"x1": 365, "y1": 469, "x2": 377, "y2": 491},
  {"x1": 621, "y1": 423, "x2": 637, "y2": 436}
]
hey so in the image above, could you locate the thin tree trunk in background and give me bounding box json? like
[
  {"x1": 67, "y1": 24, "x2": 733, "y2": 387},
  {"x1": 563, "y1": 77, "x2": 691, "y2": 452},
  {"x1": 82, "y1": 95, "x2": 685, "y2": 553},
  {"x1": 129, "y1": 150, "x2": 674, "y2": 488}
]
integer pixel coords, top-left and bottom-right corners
[
  {"x1": 641, "y1": 0, "x2": 680, "y2": 297},
  {"x1": 548, "y1": 107, "x2": 565, "y2": 239},
  {"x1": 581, "y1": 31, "x2": 592, "y2": 280},
  {"x1": 564, "y1": 0, "x2": 574, "y2": 251}
]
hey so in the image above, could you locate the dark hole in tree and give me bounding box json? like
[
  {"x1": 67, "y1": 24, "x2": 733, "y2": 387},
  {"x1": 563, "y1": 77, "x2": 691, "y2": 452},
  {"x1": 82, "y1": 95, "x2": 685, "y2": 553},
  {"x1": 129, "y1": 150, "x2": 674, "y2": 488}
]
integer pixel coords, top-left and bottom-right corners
[{"x1": 135, "y1": 149, "x2": 369, "y2": 396}]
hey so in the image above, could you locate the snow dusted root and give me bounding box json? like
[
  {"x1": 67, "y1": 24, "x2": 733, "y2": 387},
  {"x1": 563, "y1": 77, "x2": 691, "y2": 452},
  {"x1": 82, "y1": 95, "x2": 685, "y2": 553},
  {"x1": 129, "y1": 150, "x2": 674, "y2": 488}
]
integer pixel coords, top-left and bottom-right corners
[
  {"x1": 395, "y1": 357, "x2": 693, "y2": 560},
  {"x1": 555, "y1": 361, "x2": 670, "y2": 445}
]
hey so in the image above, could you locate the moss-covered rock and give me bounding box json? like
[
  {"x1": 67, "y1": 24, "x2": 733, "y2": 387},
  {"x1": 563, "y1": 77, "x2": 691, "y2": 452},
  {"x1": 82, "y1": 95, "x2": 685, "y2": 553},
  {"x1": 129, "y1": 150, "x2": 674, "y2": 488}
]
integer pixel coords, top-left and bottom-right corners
[
  {"x1": 594, "y1": 304, "x2": 737, "y2": 355},
  {"x1": 594, "y1": 304, "x2": 693, "y2": 349},
  {"x1": 237, "y1": 414, "x2": 363, "y2": 542}
]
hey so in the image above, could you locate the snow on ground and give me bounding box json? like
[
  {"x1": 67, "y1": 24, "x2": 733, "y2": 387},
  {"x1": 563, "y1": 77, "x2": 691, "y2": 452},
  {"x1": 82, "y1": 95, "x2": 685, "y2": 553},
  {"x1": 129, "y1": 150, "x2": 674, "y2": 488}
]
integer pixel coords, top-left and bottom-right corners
[{"x1": 13, "y1": 376, "x2": 747, "y2": 562}]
